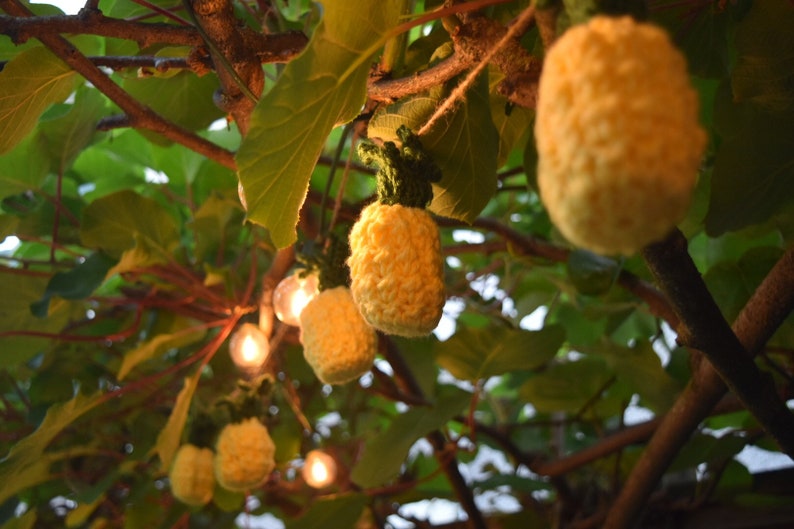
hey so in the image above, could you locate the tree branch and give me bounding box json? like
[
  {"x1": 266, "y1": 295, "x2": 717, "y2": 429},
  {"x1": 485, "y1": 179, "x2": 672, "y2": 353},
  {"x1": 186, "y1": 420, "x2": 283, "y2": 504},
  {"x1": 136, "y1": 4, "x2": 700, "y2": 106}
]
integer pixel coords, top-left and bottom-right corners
[
  {"x1": 641, "y1": 230, "x2": 794, "y2": 456},
  {"x1": 0, "y1": 0, "x2": 236, "y2": 169},
  {"x1": 603, "y1": 242, "x2": 794, "y2": 529}
]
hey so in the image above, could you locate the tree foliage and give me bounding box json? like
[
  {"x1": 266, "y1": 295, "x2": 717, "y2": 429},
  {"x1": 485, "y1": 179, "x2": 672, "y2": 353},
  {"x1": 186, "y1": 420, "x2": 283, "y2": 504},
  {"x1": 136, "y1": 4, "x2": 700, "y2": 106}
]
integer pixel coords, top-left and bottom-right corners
[{"x1": 0, "y1": 0, "x2": 793, "y2": 528}]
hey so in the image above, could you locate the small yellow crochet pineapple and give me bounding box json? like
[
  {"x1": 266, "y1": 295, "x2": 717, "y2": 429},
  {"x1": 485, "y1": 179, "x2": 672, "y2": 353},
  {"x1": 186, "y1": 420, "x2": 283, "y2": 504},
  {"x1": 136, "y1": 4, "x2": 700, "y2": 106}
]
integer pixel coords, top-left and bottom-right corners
[
  {"x1": 300, "y1": 286, "x2": 377, "y2": 384},
  {"x1": 213, "y1": 417, "x2": 276, "y2": 492},
  {"x1": 348, "y1": 126, "x2": 446, "y2": 337},
  {"x1": 169, "y1": 443, "x2": 215, "y2": 506},
  {"x1": 535, "y1": 16, "x2": 706, "y2": 255}
]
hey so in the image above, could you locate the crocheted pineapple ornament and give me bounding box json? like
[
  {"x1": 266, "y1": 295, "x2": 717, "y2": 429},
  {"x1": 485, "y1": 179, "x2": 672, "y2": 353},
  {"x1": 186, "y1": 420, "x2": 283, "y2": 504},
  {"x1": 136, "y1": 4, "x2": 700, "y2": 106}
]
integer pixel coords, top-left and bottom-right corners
[
  {"x1": 297, "y1": 236, "x2": 378, "y2": 385},
  {"x1": 169, "y1": 443, "x2": 215, "y2": 506},
  {"x1": 535, "y1": 16, "x2": 706, "y2": 255},
  {"x1": 348, "y1": 126, "x2": 446, "y2": 337},
  {"x1": 213, "y1": 378, "x2": 276, "y2": 492}
]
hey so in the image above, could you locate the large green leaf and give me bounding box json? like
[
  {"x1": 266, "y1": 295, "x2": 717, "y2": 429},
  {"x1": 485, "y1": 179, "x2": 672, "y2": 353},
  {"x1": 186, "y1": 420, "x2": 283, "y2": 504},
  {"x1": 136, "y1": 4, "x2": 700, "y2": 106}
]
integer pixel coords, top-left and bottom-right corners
[
  {"x1": 117, "y1": 317, "x2": 207, "y2": 380},
  {"x1": 285, "y1": 495, "x2": 368, "y2": 529},
  {"x1": 0, "y1": 135, "x2": 50, "y2": 201},
  {"x1": 153, "y1": 373, "x2": 201, "y2": 471},
  {"x1": 368, "y1": 71, "x2": 499, "y2": 222},
  {"x1": 519, "y1": 357, "x2": 613, "y2": 414},
  {"x1": 80, "y1": 190, "x2": 179, "y2": 258},
  {"x1": 0, "y1": 273, "x2": 73, "y2": 367},
  {"x1": 0, "y1": 46, "x2": 77, "y2": 154},
  {"x1": 434, "y1": 324, "x2": 564, "y2": 382},
  {"x1": 0, "y1": 392, "x2": 103, "y2": 504},
  {"x1": 236, "y1": 0, "x2": 402, "y2": 248},
  {"x1": 350, "y1": 387, "x2": 470, "y2": 488}
]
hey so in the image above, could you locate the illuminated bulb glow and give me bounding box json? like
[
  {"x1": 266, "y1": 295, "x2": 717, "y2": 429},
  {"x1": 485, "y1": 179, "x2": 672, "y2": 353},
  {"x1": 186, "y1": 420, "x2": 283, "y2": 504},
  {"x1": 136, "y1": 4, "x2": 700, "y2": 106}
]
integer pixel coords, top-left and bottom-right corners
[
  {"x1": 302, "y1": 450, "x2": 337, "y2": 489},
  {"x1": 229, "y1": 323, "x2": 270, "y2": 369},
  {"x1": 273, "y1": 273, "x2": 319, "y2": 327}
]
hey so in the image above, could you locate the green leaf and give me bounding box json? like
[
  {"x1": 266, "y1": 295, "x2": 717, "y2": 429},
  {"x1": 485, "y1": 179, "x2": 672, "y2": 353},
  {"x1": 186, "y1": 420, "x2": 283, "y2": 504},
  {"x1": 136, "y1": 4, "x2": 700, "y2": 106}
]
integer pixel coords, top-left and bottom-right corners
[
  {"x1": 731, "y1": 1, "x2": 794, "y2": 111},
  {"x1": 519, "y1": 357, "x2": 613, "y2": 414},
  {"x1": 117, "y1": 317, "x2": 206, "y2": 380},
  {"x1": 0, "y1": 392, "x2": 103, "y2": 504},
  {"x1": 0, "y1": 273, "x2": 72, "y2": 367},
  {"x1": 351, "y1": 388, "x2": 470, "y2": 488},
  {"x1": 30, "y1": 252, "x2": 117, "y2": 318},
  {"x1": 153, "y1": 373, "x2": 200, "y2": 471},
  {"x1": 106, "y1": 233, "x2": 171, "y2": 277},
  {"x1": 434, "y1": 324, "x2": 564, "y2": 382},
  {"x1": 123, "y1": 72, "x2": 224, "y2": 138},
  {"x1": 35, "y1": 87, "x2": 106, "y2": 171},
  {"x1": 237, "y1": 0, "x2": 403, "y2": 248},
  {"x1": 285, "y1": 495, "x2": 368, "y2": 529},
  {"x1": 0, "y1": 46, "x2": 77, "y2": 154},
  {"x1": 705, "y1": 85, "x2": 794, "y2": 235},
  {"x1": 489, "y1": 68, "x2": 534, "y2": 168},
  {"x1": 0, "y1": 135, "x2": 50, "y2": 201},
  {"x1": 80, "y1": 190, "x2": 179, "y2": 258},
  {"x1": 368, "y1": 71, "x2": 498, "y2": 222},
  {"x1": 590, "y1": 340, "x2": 680, "y2": 412}
]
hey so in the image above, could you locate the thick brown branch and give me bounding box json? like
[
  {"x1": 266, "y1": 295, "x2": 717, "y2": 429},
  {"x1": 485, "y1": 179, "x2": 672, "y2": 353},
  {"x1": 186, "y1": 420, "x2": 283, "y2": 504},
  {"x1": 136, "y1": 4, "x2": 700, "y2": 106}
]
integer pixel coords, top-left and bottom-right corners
[
  {"x1": 0, "y1": 0, "x2": 236, "y2": 169},
  {"x1": 604, "y1": 242, "x2": 794, "y2": 529},
  {"x1": 368, "y1": 54, "x2": 468, "y2": 103},
  {"x1": 642, "y1": 230, "x2": 794, "y2": 456},
  {"x1": 187, "y1": 0, "x2": 263, "y2": 133}
]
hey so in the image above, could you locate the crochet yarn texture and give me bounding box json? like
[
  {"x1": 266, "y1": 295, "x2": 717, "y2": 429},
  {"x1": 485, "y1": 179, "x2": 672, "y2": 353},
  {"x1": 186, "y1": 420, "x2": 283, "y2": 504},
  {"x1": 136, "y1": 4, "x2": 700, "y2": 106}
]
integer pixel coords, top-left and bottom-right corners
[
  {"x1": 535, "y1": 15, "x2": 706, "y2": 255},
  {"x1": 169, "y1": 444, "x2": 215, "y2": 506},
  {"x1": 348, "y1": 202, "x2": 445, "y2": 336},
  {"x1": 300, "y1": 286, "x2": 377, "y2": 385},
  {"x1": 214, "y1": 417, "x2": 276, "y2": 491}
]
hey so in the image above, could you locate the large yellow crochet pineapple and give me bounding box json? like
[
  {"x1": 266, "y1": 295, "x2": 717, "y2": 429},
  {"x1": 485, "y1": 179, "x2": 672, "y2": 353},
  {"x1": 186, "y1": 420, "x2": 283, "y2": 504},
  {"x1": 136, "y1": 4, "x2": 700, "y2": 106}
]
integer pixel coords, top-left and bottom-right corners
[
  {"x1": 213, "y1": 417, "x2": 276, "y2": 492},
  {"x1": 299, "y1": 286, "x2": 377, "y2": 384},
  {"x1": 535, "y1": 16, "x2": 706, "y2": 255},
  {"x1": 169, "y1": 443, "x2": 215, "y2": 506},
  {"x1": 348, "y1": 202, "x2": 446, "y2": 337}
]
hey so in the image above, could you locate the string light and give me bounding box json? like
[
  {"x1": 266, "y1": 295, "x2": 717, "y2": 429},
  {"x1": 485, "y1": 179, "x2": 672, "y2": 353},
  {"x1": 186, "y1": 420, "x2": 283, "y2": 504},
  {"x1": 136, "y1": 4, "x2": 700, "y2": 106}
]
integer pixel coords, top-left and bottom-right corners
[
  {"x1": 229, "y1": 323, "x2": 270, "y2": 370},
  {"x1": 272, "y1": 273, "x2": 319, "y2": 327},
  {"x1": 302, "y1": 450, "x2": 337, "y2": 489}
]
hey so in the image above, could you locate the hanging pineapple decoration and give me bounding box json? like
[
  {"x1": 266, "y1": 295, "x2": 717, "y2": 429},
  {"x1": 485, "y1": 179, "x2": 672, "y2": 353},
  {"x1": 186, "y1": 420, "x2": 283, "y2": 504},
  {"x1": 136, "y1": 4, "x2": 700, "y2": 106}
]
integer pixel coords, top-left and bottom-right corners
[
  {"x1": 213, "y1": 377, "x2": 277, "y2": 492},
  {"x1": 168, "y1": 412, "x2": 219, "y2": 506},
  {"x1": 298, "y1": 237, "x2": 378, "y2": 385},
  {"x1": 347, "y1": 126, "x2": 446, "y2": 337}
]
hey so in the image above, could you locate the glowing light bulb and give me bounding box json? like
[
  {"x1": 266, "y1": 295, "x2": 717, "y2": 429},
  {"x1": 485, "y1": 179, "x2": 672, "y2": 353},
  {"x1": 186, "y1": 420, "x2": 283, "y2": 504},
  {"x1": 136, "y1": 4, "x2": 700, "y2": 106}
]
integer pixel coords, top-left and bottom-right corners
[
  {"x1": 229, "y1": 323, "x2": 270, "y2": 370},
  {"x1": 273, "y1": 273, "x2": 319, "y2": 327},
  {"x1": 302, "y1": 450, "x2": 337, "y2": 489}
]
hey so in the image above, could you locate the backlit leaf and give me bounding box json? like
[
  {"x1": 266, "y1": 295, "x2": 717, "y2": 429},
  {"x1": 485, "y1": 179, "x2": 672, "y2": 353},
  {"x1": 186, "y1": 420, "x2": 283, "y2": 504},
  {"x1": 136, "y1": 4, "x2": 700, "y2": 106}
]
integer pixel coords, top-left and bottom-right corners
[
  {"x1": 0, "y1": 46, "x2": 77, "y2": 154},
  {"x1": 237, "y1": 0, "x2": 402, "y2": 248},
  {"x1": 153, "y1": 373, "x2": 201, "y2": 470},
  {"x1": 368, "y1": 72, "x2": 498, "y2": 222},
  {"x1": 520, "y1": 357, "x2": 613, "y2": 413},
  {"x1": 80, "y1": 190, "x2": 179, "y2": 258}
]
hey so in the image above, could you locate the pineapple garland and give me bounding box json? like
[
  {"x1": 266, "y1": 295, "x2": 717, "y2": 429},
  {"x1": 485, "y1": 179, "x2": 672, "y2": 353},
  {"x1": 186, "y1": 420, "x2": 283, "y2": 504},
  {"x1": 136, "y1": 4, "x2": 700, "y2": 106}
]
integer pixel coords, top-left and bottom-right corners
[
  {"x1": 297, "y1": 237, "x2": 378, "y2": 385},
  {"x1": 348, "y1": 126, "x2": 446, "y2": 337},
  {"x1": 534, "y1": 16, "x2": 706, "y2": 256}
]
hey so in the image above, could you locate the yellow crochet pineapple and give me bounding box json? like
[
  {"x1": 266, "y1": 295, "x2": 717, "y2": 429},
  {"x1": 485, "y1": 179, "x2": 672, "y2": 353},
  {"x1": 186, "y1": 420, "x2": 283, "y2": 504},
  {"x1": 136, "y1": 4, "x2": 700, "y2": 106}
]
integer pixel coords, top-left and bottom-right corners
[
  {"x1": 169, "y1": 444, "x2": 215, "y2": 506},
  {"x1": 348, "y1": 127, "x2": 446, "y2": 337},
  {"x1": 535, "y1": 16, "x2": 706, "y2": 255},
  {"x1": 213, "y1": 417, "x2": 276, "y2": 492},
  {"x1": 348, "y1": 202, "x2": 445, "y2": 336},
  {"x1": 299, "y1": 286, "x2": 377, "y2": 384}
]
